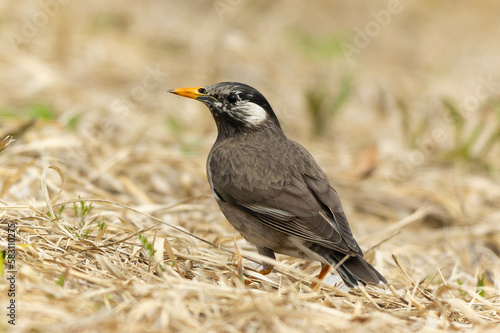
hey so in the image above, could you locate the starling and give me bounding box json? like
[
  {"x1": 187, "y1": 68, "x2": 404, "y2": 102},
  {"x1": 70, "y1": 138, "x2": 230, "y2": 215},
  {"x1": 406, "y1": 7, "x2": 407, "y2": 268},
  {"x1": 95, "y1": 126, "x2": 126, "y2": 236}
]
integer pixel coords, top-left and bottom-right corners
[{"x1": 169, "y1": 82, "x2": 386, "y2": 288}]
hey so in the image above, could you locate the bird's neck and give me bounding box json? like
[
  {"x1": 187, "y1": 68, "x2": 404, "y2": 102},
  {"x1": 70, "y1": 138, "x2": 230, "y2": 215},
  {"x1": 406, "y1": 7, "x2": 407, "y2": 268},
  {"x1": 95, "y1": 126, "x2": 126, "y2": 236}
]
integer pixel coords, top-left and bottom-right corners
[{"x1": 215, "y1": 120, "x2": 285, "y2": 144}]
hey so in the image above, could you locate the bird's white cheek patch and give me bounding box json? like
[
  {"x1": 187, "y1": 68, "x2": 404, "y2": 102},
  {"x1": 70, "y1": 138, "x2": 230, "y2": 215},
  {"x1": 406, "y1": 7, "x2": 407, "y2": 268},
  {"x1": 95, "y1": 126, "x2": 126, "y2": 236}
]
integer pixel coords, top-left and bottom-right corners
[{"x1": 239, "y1": 102, "x2": 267, "y2": 125}]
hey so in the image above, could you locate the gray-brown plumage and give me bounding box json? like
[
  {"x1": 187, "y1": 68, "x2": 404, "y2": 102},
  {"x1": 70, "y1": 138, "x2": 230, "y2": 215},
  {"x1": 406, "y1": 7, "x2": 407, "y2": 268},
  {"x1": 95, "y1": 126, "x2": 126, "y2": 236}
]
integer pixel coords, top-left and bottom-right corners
[{"x1": 169, "y1": 82, "x2": 386, "y2": 288}]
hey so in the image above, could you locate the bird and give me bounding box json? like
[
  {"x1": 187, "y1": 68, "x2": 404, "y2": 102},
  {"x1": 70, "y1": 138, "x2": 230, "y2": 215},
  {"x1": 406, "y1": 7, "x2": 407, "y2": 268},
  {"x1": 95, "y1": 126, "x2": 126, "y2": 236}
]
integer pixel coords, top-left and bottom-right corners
[{"x1": 168, "y1": 82, "x2": 386, "y2": 289}]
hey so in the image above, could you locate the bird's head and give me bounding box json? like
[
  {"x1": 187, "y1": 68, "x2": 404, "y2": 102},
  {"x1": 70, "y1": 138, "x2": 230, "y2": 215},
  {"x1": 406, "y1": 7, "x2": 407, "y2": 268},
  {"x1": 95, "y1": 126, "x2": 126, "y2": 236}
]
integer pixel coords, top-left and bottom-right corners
[{"x1": 169, "y1": 82, "x2": 282, "y2": 139}]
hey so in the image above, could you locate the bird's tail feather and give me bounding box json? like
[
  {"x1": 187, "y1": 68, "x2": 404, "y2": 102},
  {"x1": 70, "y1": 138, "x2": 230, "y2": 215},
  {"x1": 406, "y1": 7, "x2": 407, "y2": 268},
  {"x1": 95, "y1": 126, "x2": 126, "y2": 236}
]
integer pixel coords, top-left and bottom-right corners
[{"x1": 328, "y1": 253, "x2": 387, "y2": 288}]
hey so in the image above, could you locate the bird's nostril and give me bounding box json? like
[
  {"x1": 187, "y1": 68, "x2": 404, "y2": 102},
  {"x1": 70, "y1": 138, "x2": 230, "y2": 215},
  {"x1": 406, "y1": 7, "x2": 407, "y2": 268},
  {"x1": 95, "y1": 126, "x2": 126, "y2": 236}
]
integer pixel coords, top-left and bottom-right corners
[{"x1": 198, "y1": 87, "x2": 206, "y2": 94}]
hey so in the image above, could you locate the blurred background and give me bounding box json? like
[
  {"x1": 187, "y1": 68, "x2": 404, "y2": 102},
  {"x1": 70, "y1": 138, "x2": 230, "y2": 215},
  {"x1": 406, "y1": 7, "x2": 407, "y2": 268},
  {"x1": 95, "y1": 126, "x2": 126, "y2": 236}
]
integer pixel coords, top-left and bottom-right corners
[
  {"x1": 2, "y1": 0, "x2": 500, "y2": 172},
  {"x1": 1, "y1": 1, "x2": 500, "y2": 330}
]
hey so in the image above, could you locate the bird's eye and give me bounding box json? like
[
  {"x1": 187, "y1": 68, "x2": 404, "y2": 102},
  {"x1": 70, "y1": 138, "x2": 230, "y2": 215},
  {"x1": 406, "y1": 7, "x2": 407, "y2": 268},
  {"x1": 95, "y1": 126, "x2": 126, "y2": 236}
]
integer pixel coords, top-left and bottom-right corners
[
  {"x1": 227, "y1": 93, "x2": 237, "y2": 103},
  {"x1": 198, "y1": 87, "x2": 206, "y2": 94}
]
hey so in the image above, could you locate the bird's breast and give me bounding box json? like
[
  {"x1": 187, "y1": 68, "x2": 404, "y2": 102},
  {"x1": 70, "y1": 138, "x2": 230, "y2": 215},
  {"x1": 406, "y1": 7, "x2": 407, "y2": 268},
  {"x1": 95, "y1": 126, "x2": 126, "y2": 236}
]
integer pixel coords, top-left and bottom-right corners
[{"x1": 207, "y1": 138, "x2": 296, "y2": 191}]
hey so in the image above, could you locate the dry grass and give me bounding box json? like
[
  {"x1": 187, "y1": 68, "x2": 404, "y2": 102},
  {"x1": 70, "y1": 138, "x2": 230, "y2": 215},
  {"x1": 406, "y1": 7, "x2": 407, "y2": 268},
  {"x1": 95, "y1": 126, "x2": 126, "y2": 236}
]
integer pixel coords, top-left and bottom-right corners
[{"x1": 1, "y1": 1, "x2": 500, "y2": 332}]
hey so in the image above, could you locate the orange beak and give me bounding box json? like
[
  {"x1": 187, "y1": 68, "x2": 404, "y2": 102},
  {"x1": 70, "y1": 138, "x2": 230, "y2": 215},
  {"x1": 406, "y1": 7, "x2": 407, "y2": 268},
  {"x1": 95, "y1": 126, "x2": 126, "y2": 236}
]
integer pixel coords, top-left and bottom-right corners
[
  {"x1": 168, "y1": 86, "x2": 218, "y2": 104},
  {"x1": 168, "y1": 87, "x2": 204, "y2": 99}
]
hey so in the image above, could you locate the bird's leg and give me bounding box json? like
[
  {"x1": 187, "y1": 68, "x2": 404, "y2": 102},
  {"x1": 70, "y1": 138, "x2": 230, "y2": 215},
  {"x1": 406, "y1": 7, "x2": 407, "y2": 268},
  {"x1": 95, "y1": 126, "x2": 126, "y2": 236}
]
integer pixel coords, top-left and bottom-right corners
[
  {"x1": 311, "y1": 264, "x2": 331, "y2": 290},
  {"x1": 245, "y1": 246, "x2": 276, "y2": 285},
  {"x1": 244, "y1": 266, "x2": 273, "y2": 286},
  {"x1": 258, "y1": 266, "x2": 273, "y2": 275}
]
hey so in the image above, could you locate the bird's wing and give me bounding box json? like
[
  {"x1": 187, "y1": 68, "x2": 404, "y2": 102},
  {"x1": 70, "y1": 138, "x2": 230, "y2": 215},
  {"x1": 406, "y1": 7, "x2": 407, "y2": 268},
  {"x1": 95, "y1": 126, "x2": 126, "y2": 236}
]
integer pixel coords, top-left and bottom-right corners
[{"x1": 210, "y1": 149, "x2": 362, "y2": 255}]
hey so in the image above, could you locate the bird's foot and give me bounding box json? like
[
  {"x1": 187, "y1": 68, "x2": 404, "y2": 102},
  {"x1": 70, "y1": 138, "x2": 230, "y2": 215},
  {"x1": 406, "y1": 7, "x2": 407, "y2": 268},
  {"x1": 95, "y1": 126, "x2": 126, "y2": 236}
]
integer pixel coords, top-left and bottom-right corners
[
  {"x1": 244, "y1": 267, "x2": 273, "y2": 286},
  {"x1": 311, "y1": 264, "x2": 331, "y2": 291}
]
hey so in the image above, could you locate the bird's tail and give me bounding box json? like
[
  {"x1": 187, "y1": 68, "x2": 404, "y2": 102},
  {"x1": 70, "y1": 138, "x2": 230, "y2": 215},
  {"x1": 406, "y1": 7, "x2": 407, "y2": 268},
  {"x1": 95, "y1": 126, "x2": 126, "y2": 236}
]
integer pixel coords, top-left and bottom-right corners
[{"x1": 328, "y1": 253, "x2": 387, "y2": 288}]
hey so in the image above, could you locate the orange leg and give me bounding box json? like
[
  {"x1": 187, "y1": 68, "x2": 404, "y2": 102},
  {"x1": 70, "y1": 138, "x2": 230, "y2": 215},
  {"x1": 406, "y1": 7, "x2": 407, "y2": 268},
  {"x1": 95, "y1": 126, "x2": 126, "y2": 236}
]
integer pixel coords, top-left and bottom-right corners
[
  {"x1": 259, "y1": 267, "x2": 273, "y2": 276},
  {"x1": 244, "y1": 266, "x2": 273, "y2": 285},
  {"x1": 311, "y1": 264, "x2": 331, "y2": 290}
]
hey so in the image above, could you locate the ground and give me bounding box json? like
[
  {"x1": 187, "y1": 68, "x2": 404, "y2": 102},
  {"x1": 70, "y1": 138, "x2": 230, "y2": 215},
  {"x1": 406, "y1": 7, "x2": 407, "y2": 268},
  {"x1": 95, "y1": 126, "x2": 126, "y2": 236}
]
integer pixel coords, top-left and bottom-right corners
[{"x1": 0, "y1": 1, "x2": 499, "y2": 332}]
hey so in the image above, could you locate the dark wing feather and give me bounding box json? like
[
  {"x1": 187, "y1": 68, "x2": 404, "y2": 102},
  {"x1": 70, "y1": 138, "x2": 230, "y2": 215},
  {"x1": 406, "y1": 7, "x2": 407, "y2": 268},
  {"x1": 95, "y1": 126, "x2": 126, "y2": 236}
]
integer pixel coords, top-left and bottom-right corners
[{"x1": 209, "y1": 138, "x2": 362, "y2": 256}]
